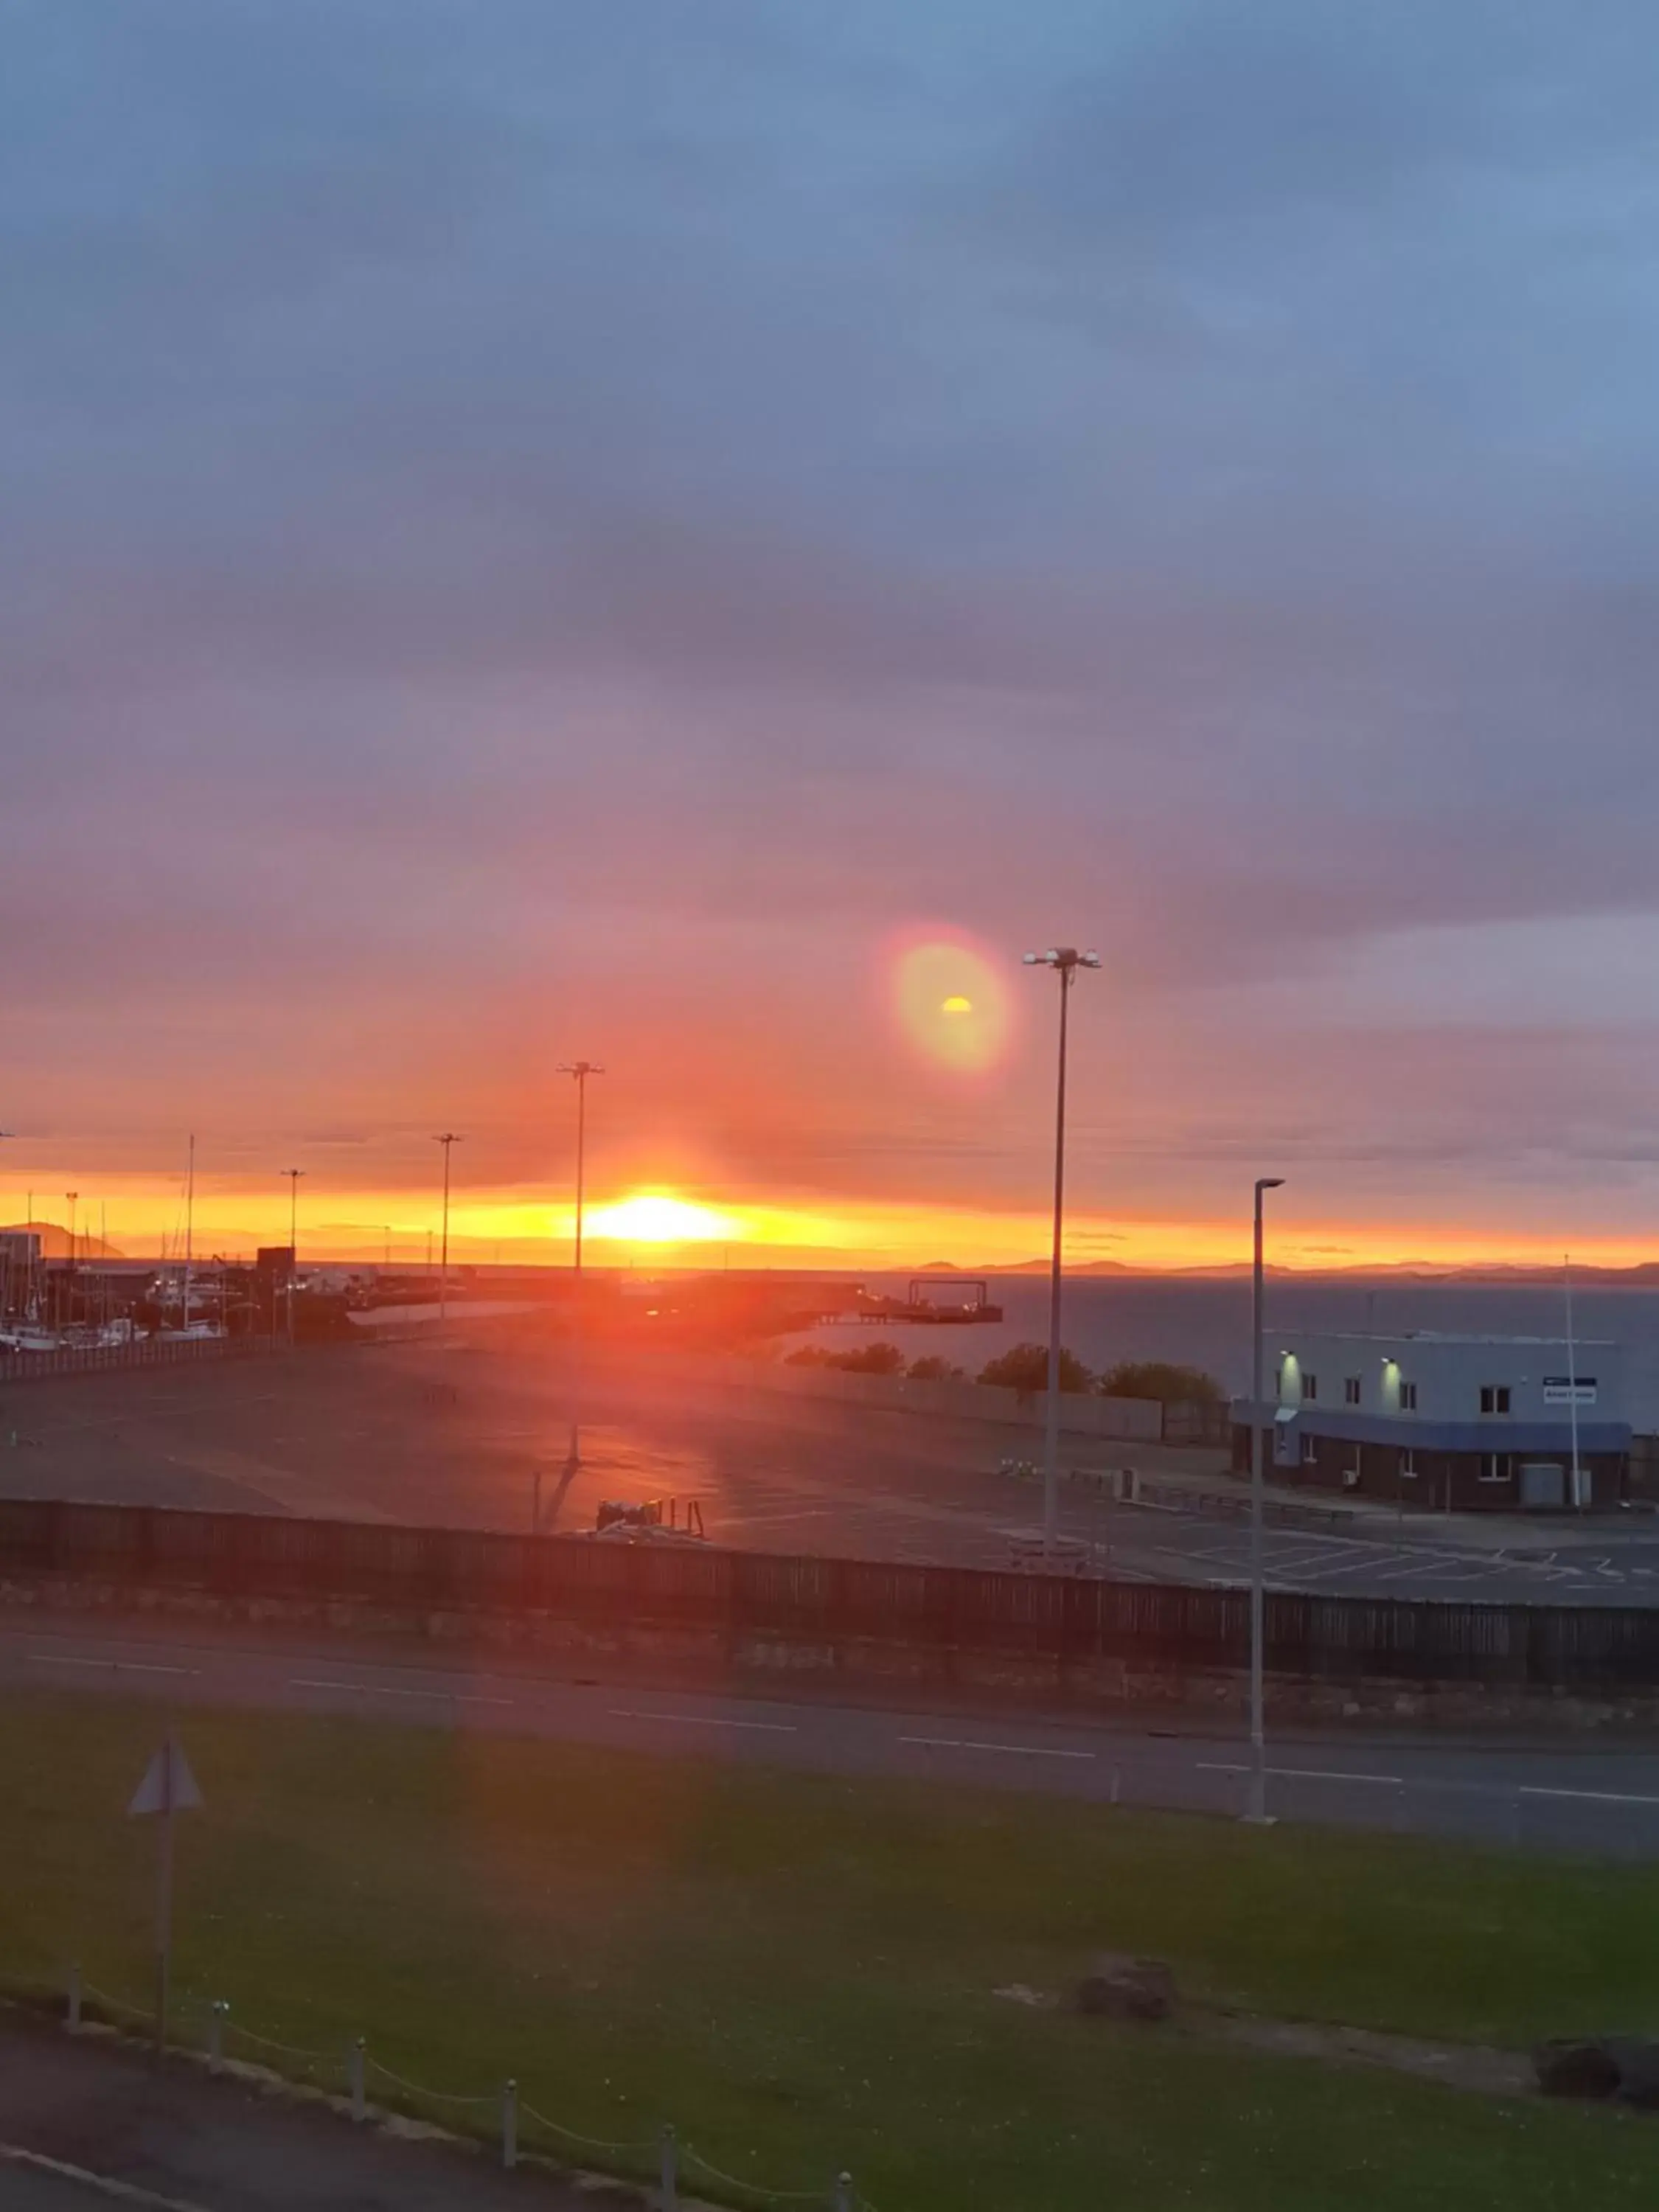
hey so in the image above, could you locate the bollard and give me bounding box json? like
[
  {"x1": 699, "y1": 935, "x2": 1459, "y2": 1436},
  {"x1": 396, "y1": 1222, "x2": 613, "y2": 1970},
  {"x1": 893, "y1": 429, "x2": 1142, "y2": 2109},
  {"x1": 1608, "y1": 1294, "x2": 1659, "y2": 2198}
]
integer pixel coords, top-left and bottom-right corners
[
  {"x1": 501, "y1": 2079, "x2": 518, "y2": 2170},
  {"x1": 1109, "y1": 1765, "x2": 1121, "y2": 1807},
  {"x1": 67, "y1": 1963, "x2": 81, "y2": 2034},
  {"x1": 659, "y1": 2122, "x2": 678, "y2": 2212},
  {"x1": 209, "y1": 2001, "x2": 227, "y2": 2073},
  {"x1": 349, "y1": 2037, "x2": 366, "y2": 2122},
  {"x1": 835, "y1": 2171, "x2": 854, "y2": 2212}
]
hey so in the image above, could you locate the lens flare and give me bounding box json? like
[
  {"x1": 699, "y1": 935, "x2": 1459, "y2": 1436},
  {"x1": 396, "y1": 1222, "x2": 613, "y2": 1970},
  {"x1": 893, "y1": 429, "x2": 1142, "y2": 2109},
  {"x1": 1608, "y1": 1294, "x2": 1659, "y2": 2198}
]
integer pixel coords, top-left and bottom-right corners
[{"x1": 890, "y1": 936, "x2": 1012, "y2": 1074}]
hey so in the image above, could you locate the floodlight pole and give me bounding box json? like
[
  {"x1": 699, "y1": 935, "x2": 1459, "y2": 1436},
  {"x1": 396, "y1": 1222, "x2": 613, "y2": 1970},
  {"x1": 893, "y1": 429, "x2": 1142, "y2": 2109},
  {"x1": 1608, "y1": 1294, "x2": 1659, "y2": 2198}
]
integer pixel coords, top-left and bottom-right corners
[
  {"x1": 434, "y1": 1135, "x2": 463, "y2": 1329},
  {"x1": 1246, "y1": 1174, "x2": 1284, "y2": 1825},
  {"x1": 557, "y1": 1062, "x2": 604, "y2": 1470},
  {"x1": 1021, "y1": 947, "x2": 1099, "y2": 1562}
]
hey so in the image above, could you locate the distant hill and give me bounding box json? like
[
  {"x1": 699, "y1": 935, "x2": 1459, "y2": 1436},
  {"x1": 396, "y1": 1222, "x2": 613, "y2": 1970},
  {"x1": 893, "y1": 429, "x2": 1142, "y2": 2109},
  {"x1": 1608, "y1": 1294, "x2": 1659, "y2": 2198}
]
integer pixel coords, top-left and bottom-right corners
[
  {"x1": 990, "y1": 1256, "x2": 1135, "y2": 1276},
  {"x1": 1, "y1": 1220, "x2": 126, "y2": 1259},
  {"x1": 960, "y1": 1256, "x2": 1659, "y2": 1282}
]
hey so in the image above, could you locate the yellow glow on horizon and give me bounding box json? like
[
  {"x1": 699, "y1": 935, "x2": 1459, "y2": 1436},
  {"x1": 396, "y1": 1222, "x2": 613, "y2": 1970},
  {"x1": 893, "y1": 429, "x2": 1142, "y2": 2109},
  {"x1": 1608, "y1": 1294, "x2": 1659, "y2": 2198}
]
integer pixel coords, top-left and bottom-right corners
[
  {"x1": 7, "y1": 1169, "x2": 1659, "y2": 1275},
  {"x1": 942, "y1": 995, "x2": 973, "y2": 1015}
]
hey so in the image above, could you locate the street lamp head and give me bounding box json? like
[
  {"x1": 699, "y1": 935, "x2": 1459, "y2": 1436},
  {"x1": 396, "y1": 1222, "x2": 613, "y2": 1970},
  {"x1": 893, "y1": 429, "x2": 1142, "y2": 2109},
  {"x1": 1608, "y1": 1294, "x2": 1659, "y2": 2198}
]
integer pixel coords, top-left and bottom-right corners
[
  {"x1": 1256, "y1": 1176, "x2": 1285, "y2": 1193},
  {"x1": 1023, "y1": 946, "x2": 1099, "y2": 973}
]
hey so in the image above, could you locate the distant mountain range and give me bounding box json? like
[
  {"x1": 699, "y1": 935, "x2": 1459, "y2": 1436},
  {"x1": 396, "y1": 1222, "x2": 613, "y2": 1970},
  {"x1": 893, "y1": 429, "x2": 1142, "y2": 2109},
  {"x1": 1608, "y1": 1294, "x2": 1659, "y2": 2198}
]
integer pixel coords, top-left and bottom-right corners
[
  {"x1": 927, "y1": 1256, "x2": 1659, "y2": 1286},
  {"x1": 1, "y1": 1220, "x2": 126, "y2": 1260}
]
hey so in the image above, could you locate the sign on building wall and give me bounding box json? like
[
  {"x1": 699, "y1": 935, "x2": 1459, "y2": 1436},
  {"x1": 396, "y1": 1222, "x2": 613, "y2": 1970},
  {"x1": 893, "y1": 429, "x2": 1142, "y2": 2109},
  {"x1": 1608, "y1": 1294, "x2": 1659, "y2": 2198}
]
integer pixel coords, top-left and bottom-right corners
[{"x1": 1542, "y1": 1377, "x2": 1598, "y2": 1406}]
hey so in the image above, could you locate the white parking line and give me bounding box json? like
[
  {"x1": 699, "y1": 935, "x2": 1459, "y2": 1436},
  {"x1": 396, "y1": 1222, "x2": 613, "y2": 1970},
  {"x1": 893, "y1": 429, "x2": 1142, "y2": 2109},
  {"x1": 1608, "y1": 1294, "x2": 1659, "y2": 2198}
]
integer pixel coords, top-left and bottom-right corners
[
  {"x1": 900, "y1": 1736, "x2": 1095, "y2": 1761},
  {"x1": 1364, "y1": 1556, "x2": 1485, "y2": 1584},
  {"x1": 608, "y1": 1708, "x2": 797, "y2": 1733},
  {"x1": 288, "y1": 1677, "x2": 512, "y2": 1706},
  {"x1": 1268, "y1": 1543, "x2": 1380, "y2": 1572},
  {"x1": 32, "y1": 1655, "x2": 196, "y2": 1677},
  {"x1": 1298, "y1": 1551, "x2": 1426, "y2": 1582}
]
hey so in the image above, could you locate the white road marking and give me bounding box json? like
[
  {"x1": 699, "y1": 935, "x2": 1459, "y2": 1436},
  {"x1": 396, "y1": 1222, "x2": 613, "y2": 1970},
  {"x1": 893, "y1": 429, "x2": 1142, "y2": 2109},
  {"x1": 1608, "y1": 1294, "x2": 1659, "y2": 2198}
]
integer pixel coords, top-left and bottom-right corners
[
  {"x1": 288, "y1": 1677, "x2": 512, "y2": 1706},
  {"x1": 31, "y1": 1655, "x2": 195, "y2": 1677},
  {"x1": 1198, "y1": 1762, "x2": 1402, "y2": 1786},
  {"x1": 608, "y1": 1708, "x2": 797, "y2": 1733},
  {"x1": 1520, "y1": 1784, "x2": 1659, "y2": 1807},
  {"x1": 900, "y1": 1736, "x2": 1095, "y2": 1761},
  {"x1": 0, "y1": 2143, "x2": 215, "y2": 2211}
]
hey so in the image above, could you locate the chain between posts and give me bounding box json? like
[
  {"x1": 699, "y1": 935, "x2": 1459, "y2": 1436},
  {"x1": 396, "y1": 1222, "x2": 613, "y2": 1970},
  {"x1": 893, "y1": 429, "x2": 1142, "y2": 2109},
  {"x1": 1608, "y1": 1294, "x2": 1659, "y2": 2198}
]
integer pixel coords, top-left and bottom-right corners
[
  {"x1": 63, "y1": 1968, "x2": 869, "y2": 2208},
  {"x1": 680, "y1": 2142, "x2": 832, "y2": 2202},
  {"x1": 518, "y1": 2098, "x2": 659, "y2": 2157}
]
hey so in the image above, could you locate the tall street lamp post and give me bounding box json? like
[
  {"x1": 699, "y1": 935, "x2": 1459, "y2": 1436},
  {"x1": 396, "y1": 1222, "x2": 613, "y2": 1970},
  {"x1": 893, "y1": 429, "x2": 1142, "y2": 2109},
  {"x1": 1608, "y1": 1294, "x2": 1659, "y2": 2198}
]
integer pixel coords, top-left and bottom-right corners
[
  {"x1": 433, "y1": 1134, "x2": 464, "y2": 1331},
  {"x1": 1247, "y1": 1174, "x2": 1284, "y2": 1824},
  {"x1": 1021, "y1": 947, "x2": 1100, "y2": 1561},
  {"x1": 557, "y1": 1062, "x2": 603, "y2": 1471}
]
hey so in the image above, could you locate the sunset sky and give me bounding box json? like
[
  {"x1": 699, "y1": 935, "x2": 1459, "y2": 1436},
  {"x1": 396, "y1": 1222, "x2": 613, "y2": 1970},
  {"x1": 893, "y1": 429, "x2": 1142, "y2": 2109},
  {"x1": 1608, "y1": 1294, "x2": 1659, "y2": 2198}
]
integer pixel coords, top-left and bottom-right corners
[{"x1": 8, "y1": 4, "x2": 1659, "y2": 1270}]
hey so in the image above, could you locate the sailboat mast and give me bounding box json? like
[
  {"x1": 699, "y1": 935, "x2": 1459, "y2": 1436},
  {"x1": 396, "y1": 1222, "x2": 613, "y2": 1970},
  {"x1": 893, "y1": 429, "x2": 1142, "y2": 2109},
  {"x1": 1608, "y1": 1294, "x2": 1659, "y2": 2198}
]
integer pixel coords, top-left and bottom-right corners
[{"x1": 183, "y1": 1136, "x2": 195, "y2": 1333}]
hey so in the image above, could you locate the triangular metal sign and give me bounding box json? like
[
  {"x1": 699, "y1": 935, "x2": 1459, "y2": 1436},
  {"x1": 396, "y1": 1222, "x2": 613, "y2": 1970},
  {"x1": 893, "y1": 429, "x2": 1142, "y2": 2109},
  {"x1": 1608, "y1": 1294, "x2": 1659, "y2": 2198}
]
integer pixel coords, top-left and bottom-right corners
[{"x1": 128, "y1": 1737, "x2": 204, "y2": 1818}]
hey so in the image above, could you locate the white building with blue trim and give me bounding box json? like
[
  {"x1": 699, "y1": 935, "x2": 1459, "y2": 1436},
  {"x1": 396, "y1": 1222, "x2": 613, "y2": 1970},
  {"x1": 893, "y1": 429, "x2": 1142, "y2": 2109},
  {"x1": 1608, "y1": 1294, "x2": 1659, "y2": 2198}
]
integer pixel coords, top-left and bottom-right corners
[{"x1": 1231, "y1": 1330, "x2": 1630, "y2": 1512}]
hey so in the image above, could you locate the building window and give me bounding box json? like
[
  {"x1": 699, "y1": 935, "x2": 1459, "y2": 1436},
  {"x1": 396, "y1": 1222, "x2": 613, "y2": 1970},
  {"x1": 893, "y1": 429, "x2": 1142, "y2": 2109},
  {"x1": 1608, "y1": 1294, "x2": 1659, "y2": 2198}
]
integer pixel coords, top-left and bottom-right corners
[
  {"x1": 1479, "y1": 1453, "x2": 1512, "y2": 1484},
  {"x1": 1399, "y1": 1381, "x2": 1418, "y2": 1412},
  {"x1": 1479, "y1": 1385, "x2": 1512, "y2": 1416},
  {"x1": 1301, "y1": 1433, "x2": 1318, "y2": 1466},
  {"x1": 1400, "y1": 1448, "x2": 1419, "y2": 1479},
  {"x1": 1344, "y1": 1376, "x2": 1361, "y2": 1406},
  {"x1": 1302, "y1": 1373, "x2": 1318, "y2": 1403}
]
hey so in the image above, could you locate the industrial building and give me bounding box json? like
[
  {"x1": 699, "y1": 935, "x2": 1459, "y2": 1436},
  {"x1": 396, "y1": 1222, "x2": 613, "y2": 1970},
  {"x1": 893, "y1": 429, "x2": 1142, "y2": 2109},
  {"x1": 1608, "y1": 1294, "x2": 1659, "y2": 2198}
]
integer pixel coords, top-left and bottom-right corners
[{"x1": 1231, "y1": 1330, "x2": 1630, "y2": 1512}]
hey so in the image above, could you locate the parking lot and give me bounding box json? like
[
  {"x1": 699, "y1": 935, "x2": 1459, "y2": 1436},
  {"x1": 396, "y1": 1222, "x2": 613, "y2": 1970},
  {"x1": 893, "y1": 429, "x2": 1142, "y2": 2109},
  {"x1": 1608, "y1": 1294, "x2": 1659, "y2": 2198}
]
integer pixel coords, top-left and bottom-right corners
[{"x1": 4, "y1": 1336, "x2": 1658, "y2": 1604}]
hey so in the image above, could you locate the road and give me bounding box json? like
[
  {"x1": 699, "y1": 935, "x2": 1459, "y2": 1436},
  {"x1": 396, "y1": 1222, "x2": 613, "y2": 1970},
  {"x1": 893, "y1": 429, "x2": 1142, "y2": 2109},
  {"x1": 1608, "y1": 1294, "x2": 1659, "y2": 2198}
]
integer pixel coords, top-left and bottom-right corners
[
  {"x1": 0, "y1": 2156, "x2": 200, "y2": 2211},
  {"x1": 14, "y1": 1615, "x2": 1659, "y2": 1857},
  {"x1": 0, "y1": 2010, "x2": 599, "y2": 2212},
  {"x1": 7, "y1": 1341, "x2": 1659, "y2": 1604}
]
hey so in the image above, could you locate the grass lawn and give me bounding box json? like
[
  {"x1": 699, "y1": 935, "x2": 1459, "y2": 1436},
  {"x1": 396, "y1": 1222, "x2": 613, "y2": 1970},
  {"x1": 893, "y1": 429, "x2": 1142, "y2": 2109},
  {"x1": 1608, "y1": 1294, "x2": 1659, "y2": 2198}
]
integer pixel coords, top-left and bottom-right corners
[{"x1": 5, "y1": 1690, "x2": 1659, "y2": 2208}]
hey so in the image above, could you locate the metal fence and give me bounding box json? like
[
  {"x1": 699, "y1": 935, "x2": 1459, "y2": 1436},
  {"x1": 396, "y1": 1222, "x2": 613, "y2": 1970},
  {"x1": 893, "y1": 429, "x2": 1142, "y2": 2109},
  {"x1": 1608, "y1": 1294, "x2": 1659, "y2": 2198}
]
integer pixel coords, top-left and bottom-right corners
[
  {"x1": 59, "y1": 1966, "x2": 877, "y2": 2211},
  {"x1": 0, "y1": 1335, "x2": 276, "y2": 1388},
  {"x1": 9, "y1": 1498, "x2": 1659, "y2": 1690}
]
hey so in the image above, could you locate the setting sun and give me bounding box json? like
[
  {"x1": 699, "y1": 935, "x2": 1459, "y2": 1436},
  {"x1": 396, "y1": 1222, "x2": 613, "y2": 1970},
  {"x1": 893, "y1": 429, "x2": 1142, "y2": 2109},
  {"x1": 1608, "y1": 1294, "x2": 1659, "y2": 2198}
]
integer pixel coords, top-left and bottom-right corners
[{"x1": 582, "y1": 1192, "x2": 735, "y2": 1245}]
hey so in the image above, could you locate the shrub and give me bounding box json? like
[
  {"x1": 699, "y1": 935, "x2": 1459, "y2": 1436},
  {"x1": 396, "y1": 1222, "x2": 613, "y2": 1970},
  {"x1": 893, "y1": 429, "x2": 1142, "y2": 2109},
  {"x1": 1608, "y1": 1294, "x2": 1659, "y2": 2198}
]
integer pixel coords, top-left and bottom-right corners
[
  {"x1": 826, "y1": 1340, "x2": 908, "y2": 1376},
  {"x1": 978, "y1": 1342, "x2": 1093, "y2": 1394},
  {"x1": 907, "y1": 1354, "x2": 965, "y2": 1382},
  {"x1": 1100, "y1": 1360, "x2": 1225, "y2": 1405}
]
